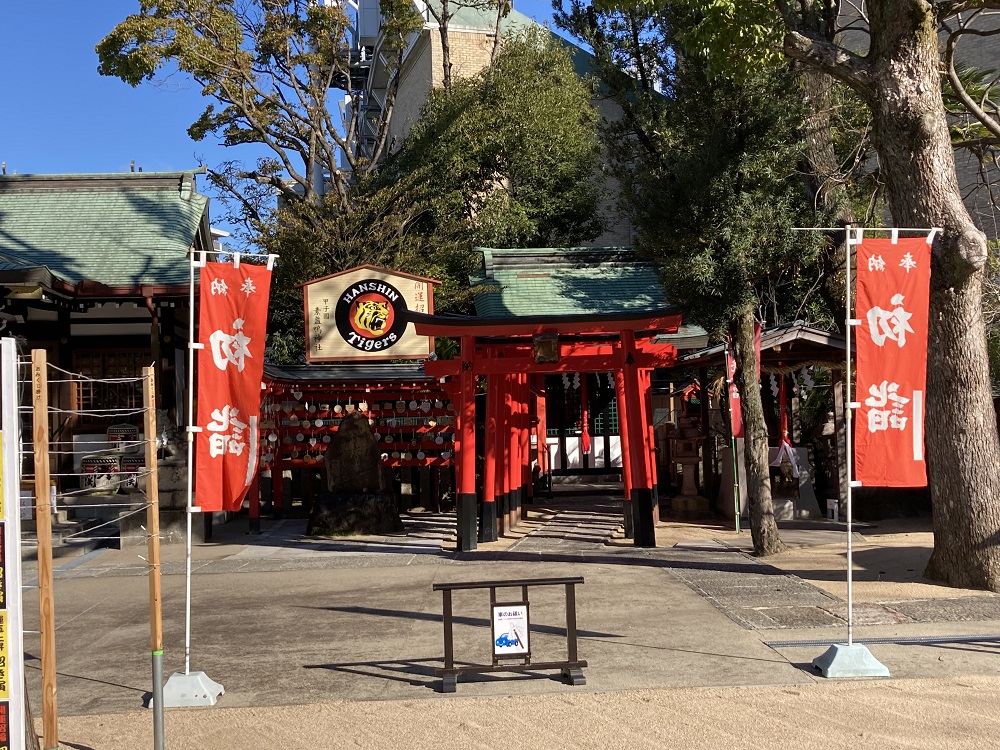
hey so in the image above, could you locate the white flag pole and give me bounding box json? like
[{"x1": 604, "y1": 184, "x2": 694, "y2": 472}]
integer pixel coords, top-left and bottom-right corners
[
  {"x1": 162, "y1": 250, "x2": 224, "y2": 707},
  {"x1": 184, "y1": 250, "x2": 198, "y2": 675},
  {"x1": 845, "y1": 227, "x2": 857, "y2": 647},
  {"x1": 812, "y1": 225, "x2": 937, "y2": 678}
]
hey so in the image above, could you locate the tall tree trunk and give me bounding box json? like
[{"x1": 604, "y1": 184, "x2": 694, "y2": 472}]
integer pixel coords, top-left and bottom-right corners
[
  {"x1": 490, "y1": 0, "x2": 510, "y2": 63},
  {"x1": 437, "y1": 1, "x2": 453, "y2": 94},
  {"x1": 732, "y1": 304, "x2": 785, "y2": 556},
  {"x1": 866, "y1": 0, "x2": 1000, "y2": 588}
]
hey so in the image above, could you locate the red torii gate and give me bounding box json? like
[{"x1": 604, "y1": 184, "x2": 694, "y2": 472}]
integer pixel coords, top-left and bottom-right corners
[{"x1": 411, "y1": 308, "x2": 683, "y2": 550}]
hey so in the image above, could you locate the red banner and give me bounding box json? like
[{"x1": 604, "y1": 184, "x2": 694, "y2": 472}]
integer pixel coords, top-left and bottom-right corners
[
  {"x1": 195, "y1": 261, "x2": 272, "y2": 511},
  {"x1": 854, "y1": 236, "x2": 931, "y2": 487},
  {"x1": 726, "y1": 322, "x2": 761, "y2": 439}
]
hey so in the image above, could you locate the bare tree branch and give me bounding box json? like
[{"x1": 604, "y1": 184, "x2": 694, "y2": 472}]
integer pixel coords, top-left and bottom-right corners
[
  {"x1": 938, "y1": 0, "x2": 1000, "y2": 21},
  {"x1": 945, "y1": 26, "x2": 1000, "y2": 140},
  {"x1": 782, "y1": 30, "x2": 875, "y2": 101}
]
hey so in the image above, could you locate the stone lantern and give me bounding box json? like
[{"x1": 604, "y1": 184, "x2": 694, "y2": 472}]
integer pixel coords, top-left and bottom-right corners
[{"x1": 667, "y1": 417, "x2": 708, "y2": 514}]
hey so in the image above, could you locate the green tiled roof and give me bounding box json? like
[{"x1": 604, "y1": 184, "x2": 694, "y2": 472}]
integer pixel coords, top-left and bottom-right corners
[
  {"x1": 0, "y1": 171, "x2": 209, "y2": 288},
  {"x1": 471, "y1": 247, "x2": 673, "y2": 318}
]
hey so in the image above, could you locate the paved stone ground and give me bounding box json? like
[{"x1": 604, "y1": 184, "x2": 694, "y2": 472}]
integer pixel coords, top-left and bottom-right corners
[
  {"x1": 499, "y1": 494, "x2": 1000, "y2": 631},
  {"x1": 508, "y1": 497, "x2": 625, "y2": 554},
  {"x1": 22, "y1": 484, "x2": 1000, "y2": 741},
  {"x1": 30, "y1": 490, "x2": 1000, "y2": 633}
]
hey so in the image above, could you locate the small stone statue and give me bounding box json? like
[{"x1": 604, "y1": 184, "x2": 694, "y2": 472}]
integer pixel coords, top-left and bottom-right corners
[{"x1": 155, "y1": 409, "x2": 185, "y2": 464}]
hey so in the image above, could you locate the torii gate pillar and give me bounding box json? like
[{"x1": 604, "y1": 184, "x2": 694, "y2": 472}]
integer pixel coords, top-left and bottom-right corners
[
  {"x1": 621, "y1": 330, "x2": 656, "y2": 547},
  {"x1": 456, "y1": 335, "x2": 478, "y2": 550}
]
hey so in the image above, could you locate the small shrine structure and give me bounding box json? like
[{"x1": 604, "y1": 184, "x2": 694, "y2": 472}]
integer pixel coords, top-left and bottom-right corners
[
  {"x1": 254, "y1": 248, "x2": 706, "y2": 551},
  {"x1": 414, "y1": 247, "x2": 692, "y2": 549}
]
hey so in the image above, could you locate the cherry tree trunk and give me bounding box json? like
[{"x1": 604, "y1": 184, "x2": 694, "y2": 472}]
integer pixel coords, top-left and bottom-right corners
[
  {"x1": 867, "y1": 0, "x2": 1000, "y2": 588},
  {"x1": 732, "y1": 305, "x2": 785, "y2": 556}
]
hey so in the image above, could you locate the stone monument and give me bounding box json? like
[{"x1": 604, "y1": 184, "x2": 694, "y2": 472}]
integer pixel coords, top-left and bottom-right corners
[{"x1": 308, "y1": 411, "x2": 403, "y2": 535}]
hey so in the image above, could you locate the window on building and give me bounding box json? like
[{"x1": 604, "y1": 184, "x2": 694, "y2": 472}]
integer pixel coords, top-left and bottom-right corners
[{"x1": 72, "y1": 350, "x2": 150, "y2": 423}]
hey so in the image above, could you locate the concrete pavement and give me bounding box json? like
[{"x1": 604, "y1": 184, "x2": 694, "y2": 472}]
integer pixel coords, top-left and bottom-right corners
[{"x1": 21, "y1": 485, "x2": 1000, "y2": 747}]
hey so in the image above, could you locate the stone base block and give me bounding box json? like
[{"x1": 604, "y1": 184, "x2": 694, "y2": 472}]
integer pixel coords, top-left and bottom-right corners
[
  {"x1": 160, "y1": 671, "x2": 224, "y2": 707},
  {"x1": 669, "y1": 494, "x2": 710, "y2": 514},
  {"x1": 812, "y1": 643, "x2": 890, "y2": 679},
  {"x1": 308, "y1": 491, "x2": 404, "y2": 535}
]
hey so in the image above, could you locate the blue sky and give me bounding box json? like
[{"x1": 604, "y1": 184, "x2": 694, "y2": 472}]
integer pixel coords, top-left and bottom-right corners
[{"x1": 0, "y1": 1, "x2": 559, "y2": 181}]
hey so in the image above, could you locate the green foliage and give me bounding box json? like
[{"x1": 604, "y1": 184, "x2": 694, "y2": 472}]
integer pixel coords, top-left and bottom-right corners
[
  {"x1": 824, "y1": 82, "x2": 885, "y2": 226},
  {"x1": 623, "y1": 63, "x2": 826, "y2": 334},
  {"x1": 672, "y1": 0, "x2": 784, "y2": 78},
  {"x1": 944, "y1": 61, "x2": 1000, "y2": 167},
  {"x1": 259, "y1": 29, "x2": 604, "y2": 362},
  {"x1": 389, "y1": 28, "x2": 605, "y2": 247},
  {"x1": 590, "y1": 0, "x2": 784, "y2": 79},
  {"x1": 97, "y1": 0, "x2": 422, "y2": 205}
]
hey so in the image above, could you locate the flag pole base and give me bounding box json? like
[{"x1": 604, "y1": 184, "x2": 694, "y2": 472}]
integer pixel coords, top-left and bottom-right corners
[
  {"x1": 160, "y1": 671, "x2": 225, "y2": 707},
  {"x1": 811, "y1": 643, "x2": 890, "y2": 679}
]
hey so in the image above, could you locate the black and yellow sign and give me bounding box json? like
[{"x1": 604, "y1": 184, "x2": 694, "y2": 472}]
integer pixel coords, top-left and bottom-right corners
[{"x1": 302, "y1": 265, "x2": 437, "y2": 362}]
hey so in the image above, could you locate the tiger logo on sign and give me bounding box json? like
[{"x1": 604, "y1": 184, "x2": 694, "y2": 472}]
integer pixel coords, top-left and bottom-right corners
[
  {"x1": 334, "y1": 278, "x2": 408, "y2": 354},
  {"x1": 353, "y1": 300, "x2": 390, "y2": 336}
]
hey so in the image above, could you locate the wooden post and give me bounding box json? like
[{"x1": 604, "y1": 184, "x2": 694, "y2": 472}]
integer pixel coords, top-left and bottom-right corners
[
  {"x1": 508, "y1": 377, "x2": 521, "y2": 531},
  {"x1": 699, "y1": 367, "x2": 714, "y2": 503},
  {"x1": 525, "y1": 376, "x2": 536, "y2": 508},
  {"x1": 834, "y1": 374, "x2": 849, "y2": 516},
  {"x1": 536, "y1": 377, "x2": 547, "y2": 477},
  {"x1": 248, "y1": 468, "x2": 261, "y2": 534},
  {"x1": 31, "y1": 350, "x2": 58, "y2": 750},
  {"x1": 142, "y1": 367, "x2": 166, "y2": 750},
  {"x1": 499, "y1": 378, "x2": 511, "y2": 536},
  {"x1": 512, "y1": 376, "x2": 521, "y2": 530},
  {"x1": 640, "y1": 369, "x2": 658, "y2": 512},
  {"x1": 271, "y1": 450, "x2": 284, "y2": 518}
]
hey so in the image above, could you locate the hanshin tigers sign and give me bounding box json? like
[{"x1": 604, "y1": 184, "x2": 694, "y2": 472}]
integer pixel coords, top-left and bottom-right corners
[{"x1": 301, "y1": 265, "x2": 438, "y2": 362}]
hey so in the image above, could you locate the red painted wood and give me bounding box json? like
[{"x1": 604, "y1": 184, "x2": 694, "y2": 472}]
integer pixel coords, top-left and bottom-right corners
[
  {"x1": 615, "y1": 370, "x2": 633, "y2": 499},
  {"x1": 411, "y1": 311, "x2": 682, "y2": 337},
  {"x1": 458, "y1": 336, "x2": 477, "y2": 498},
  {"x1": 425, "y1": 350, "x2": 675, "y2": 378},
  {"x1": 484, "y1": 374, "x2": 497, "y2": 506},
  {"x1": 507, "y1": 375, "x2": 519, "y2": 531},
  {"x1": 525, "y1": 375, "x2": 536, "y2": 503},
  {"x1": 536, "y1": 377, "x2": 548, "y2": 478},
  {"x1": 621, "y1": 330, "x2": 651, "y2": 492},
  {"x1": 641, "y1": 369, "x2": 658, "y2": 490},
  {"x1": 518, "y1": 374, "x2": 530, "y2": 519}
]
